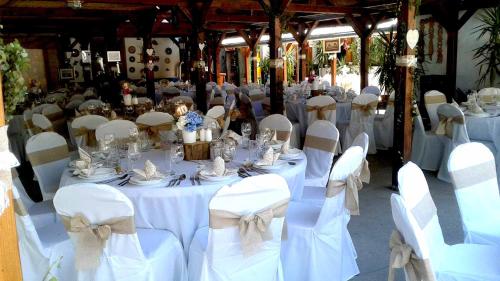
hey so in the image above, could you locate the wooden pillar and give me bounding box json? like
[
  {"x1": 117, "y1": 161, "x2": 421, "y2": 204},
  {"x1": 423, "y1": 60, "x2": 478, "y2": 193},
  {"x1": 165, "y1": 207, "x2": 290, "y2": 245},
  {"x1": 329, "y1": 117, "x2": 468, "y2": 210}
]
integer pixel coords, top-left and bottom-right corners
[
  {"x1": 295, "y1": 45, "x2": 300, "y2": 83},
  {"x1": 331, "y1": 53, "x2": 337, "y2": 86},
  {"x1": 392, "y1": 0, "x2": 415, "y2": 187},
  {"x1": 268, "y1": 15, "x2": 285, "y2": 114},
  {"x1": 142, "y1": 34, "x2": 156, "y2": 105},
  {"x1": 360, "y1": 34, "x2": 369, "y2": 90},
  {"x1": 299, "y1": 43, "x2": 308, "y2": 82},
  {"x1": 0, "y1": 75, "x2": 23, "y2": 281},
  {"x1": 191, "y1": 29, "x2": 207, "y2": 113},
  {"x1": 289, "y1": 21, "x2": 318, "y2": 82},
  {"x1": 238, "y1": 28, "x2": 265, "y2": 84}
]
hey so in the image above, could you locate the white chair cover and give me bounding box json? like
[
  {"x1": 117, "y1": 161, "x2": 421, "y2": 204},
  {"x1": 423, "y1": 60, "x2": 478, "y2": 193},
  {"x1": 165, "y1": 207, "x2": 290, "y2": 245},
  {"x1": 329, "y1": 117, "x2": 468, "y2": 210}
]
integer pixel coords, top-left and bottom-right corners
[
  {"x1": 478, "y1": 87, "x2": 500, "y2": 103},
  {"x1": 188, "y1": 174, "x2": 289, "y2": 281},
  {"x1": 136, "y1": 111, "x2": 174, "y2": 126},
  {"x1": 83, "y1": 87, "x2": 97, "y2": 98},
  {"x1": 45, "y1": 92, "x2": 67, "y2": 103},
  {"x1": 448, "y1": 142, "x2": 500, "y2": 246},
  {"x1": 393, "y1": 162, "x2": 500, "y2": 281},
  {"x1": 436, "y1": 104, "x2": 470, "y2": 182},
  {"x1": 65, "y1": 99, "x2": 84, "y2": 111},
  {"x1": 70, "y1": 94, "x2": 85, "y2": 102},
  {"x1": 303, "y1": 120, "x2": 338, "y2": 187},
  {"x1": 352, "y1": 132, "x2": 371, "y2": 184},
  {"x1": 171, "y1": 96, "x2": 194, "y2": 110},
  {"x1": 282, "y1": 146, "x2": 363, "y2": 281},
  {"x1": 23, "y1": 109, "x2": 34, "y2": 136},
  {"x1": 259, "y1": 114, "x2": 293, "y2": 148},
  {"x1": 373, "y1": 92, "x2": 394, "y2": 149},
  {"x1": 424, "y1": 90, "x2": 447, "y2": 132},
  {"x1": 32, "y1": 113, "x2": 53, "y2": 132},
  {"x1": 12, "y1": 183, "x2": 76, "y2": 281},
  {"x1": 343, "y1": 94, "x2": 378, "y2": 154},
  {"x1": 95, "y1": 120, "x2": 138, "y2": 141},
  {"x1": 71, "y1": 115, "x2": 109, "y2": 147},
  {"x1": 410, "y1": 113, "x2": 445, "y2": 171},
  {"x1": 306, "y1": 95, "x2": 337, "y2": 126},
  {"x1": 26, "y1": 132, "x2": 69, "y2": 200},
  {"x1": 32, "y1": 103, "x2": 51, "y2": 114},
  {"x1": 78, "y1": 99, "x2": 104, "y2": 112},
  {"x1": 360, "y1": 86, "x2": 381, "y2": 96},
  {"x1": 205, "y1": 106, "x2": 225, "y2": 133},
  {"x1": 54, "y1": 183, "x2": 187, "y2": 281},
  {"x1": 137, "y1": 97, "x2": 152, "y2": 104}
]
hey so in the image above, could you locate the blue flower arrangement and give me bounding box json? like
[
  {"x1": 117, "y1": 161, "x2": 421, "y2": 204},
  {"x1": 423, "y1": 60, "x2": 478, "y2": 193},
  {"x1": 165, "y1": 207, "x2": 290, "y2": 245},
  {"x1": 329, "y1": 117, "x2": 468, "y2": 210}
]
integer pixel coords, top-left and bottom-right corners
[{"x1": 177, "y1": 111, "x2": 204, "y2": 132}]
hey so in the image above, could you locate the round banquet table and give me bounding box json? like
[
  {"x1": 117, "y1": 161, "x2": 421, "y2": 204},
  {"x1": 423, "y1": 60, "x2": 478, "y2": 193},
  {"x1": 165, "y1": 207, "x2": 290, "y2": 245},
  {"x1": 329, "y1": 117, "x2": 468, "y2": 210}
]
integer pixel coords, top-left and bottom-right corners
[{"x1": 59, "y1": 148, "x2": 306, "y2": 255}]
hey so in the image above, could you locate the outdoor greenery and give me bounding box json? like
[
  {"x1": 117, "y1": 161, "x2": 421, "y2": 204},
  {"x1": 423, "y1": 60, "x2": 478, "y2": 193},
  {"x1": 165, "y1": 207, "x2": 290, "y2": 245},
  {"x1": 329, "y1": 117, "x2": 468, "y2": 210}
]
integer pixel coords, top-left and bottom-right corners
[
  {"x1": 0, "y1": 39, "x2": 29, "y2": 120},
  {"x1": 313, "y1": 41, "x2": 330, "y2": 69},
  {"x1": 285, "y1": 45, "x2": 296, "y2": 83},
  {"x1": 374, "y1": 30, "x2": 398, "y2": 94},
  {"x1": 473, "y1": 7, "x2": 500, "y2": 87}
]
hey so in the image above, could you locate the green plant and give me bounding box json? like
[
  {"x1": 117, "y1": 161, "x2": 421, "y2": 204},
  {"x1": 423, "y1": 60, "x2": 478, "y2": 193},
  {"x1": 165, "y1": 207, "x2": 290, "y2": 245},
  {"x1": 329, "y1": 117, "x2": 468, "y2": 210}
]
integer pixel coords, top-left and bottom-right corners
[
  {"x1": 350, "y1": 38, "x2": 360, "y2": 66},
  {"x1": 375, "y1": 29, "x2": 398, "y2": 94},
  {"x1": 369, "y1": 36, "x2": 387, "y2": 67},
  {"x1": 313, "y1": 41, "x2": 330, "y2": 69},
  {"x1": 260, "y1": 56, "x2": 270, "y2": 79},
  {"x1": 285, "y1": 45, "x2": 296, "y2": 83},
  {"x1": 0, "y1": 39, "x2": 29, "y2": 120},
  {"x1": 473, "y1": 7, "x2": 500, "y2": 87}
]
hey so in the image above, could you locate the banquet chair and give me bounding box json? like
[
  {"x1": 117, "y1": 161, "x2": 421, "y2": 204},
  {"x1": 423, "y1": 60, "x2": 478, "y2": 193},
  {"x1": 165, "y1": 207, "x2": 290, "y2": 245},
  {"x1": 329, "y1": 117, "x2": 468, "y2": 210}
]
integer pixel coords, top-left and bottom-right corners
[
  {"x1": 424, "y1": 90, "x2": 447, "y2": 132},
  {"x1": 26, "y1": 132, "x2": 70, "y2": 201},
  {"x1": 343, "y1": 93, "x2": 378, "y2": 154},
  {"x1": 42, "y1": 104, "x2": 66, "y2": 135},
  {"x1": 360, "y1": 86, "x2": 381, "y2": 96},
  {"x1": 259, "y1": 114, "x2": 293, "y2": 147},
  {"x1": 351, "y1": 132, "x2": 370, "y2": 184},
  {"x1": 209, "y1": 96, "x2": 225, "y2": 108},
  {"x1": 478, "y1": 87, "x2": 500, "y2": 104},
  {"x1": 70, "y1": 94, "x2": 85, "y2": 102},
  {"x1": 171, "y1": 96, "x2": 194, "y2": 110},
  {"x1": 65, "y1": 99, "x2": 84, "y2": 111},
  {"x1": 205, "y1": 105, "x2": 225, "y2": 134},
  {"x1": 435, "y1": 104, "x2": 470, "y2": 182},
  {"x1": 328, "y1": 85, "x2": 345, "y2": 97},
  {"x1": 83, "y1": 87, "x2": 98, "y2": 99},
  {"x1": 188, "y1": 174, "x2": 290, "y2": 281},
  {"x1": 448, "y1": 142, "x2": 500, "y2": 246},
  {"x1": 136, "y1": 112, "x2": 175, "y2": 143},
  {"x1": 12, "y1": 168, "x2": 57, "y2": 228},
  {"x1": 12, "y1": 183, "x2": 76, "y2": 281},
  {"x1": 410, "y1": 111, "x2": 445, "y2": 171},
  {"x1": 306, "y1": 95, "x2": 337, "y2": 126},
  {"x1": 373, "y1": 91, "x2": 395, "y2": 150},
  {"x1": 45, "y1": 92, "x2": 66, "y2": 103},
  {"x1": 137, "y1": 97, "x2": 152, "y2": 104},
  {"x1": 95, "y1": 120, "x2": 138, "y2": 141},
  {"x1": 303, "y1": 120, "x2": 339, "y2": 188},
  {"x1": 32, "y1": 113, "x2": 54, "y2": 134},
  {"x1": 32, "y1": 103, "x2": 51, "y2": 114},
  {"x1": 78, "y1": 99, "x2": 104, "y2": 112},
  {"x1": 282, "y1": 146, "x2": 363, "y2": 281},
  {"x1": 390, "y1": 162, "x2": 500, "y2": 281},
  {"x1": 71, "y1": 115, "x2": 109, "y2": 147},
  {"x1": 23, "y1": 109, "x2": 35, "y2": 136},
  {"x1": 54, "y1": 183, "x2": 187, "y2": 281}
]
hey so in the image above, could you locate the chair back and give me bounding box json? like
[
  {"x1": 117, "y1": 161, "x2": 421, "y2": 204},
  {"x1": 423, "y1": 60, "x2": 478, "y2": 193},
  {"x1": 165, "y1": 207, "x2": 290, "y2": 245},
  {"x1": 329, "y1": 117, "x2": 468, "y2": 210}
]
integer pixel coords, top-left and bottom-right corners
[
  {"x1": 303, "y1": 120, "x2": 338, "y2": 187},
  {"x1": 360, "y1": 86, "x2": 381, "y2": 96},
  {"x1": 137, "y1": 97, "x2": 152, "y2": 104},
  {"x1": 70, "y1": 94, "x2": 85, "y2": 102},
  {"x1": 207, "y1": 174, "x2": 289, "y2": 281},
  {"x1": 32, "y1": 113, "x2": 53, "y2": 133},
  {"x1": 95, "y1": 120, "x2": 137, "y2": 141},
  {"x1": 316, "y1": 146, "x2": 363, "y2": 232},
  {"x1": 45, "y1": 92, "x2": 66, "y2": 103},
  {"x1": 171, "y1": 96, "x2": 194, "y2": 110},
  {"x1": 478, "y1": 87, "x2": 499, "y2": 103},
  {"x1": 26, "y1": 132, "x2": 69, "y2": 200},
  {"x1": 54, "y1": 183, "x2": 147, "y2": 279},
  {"x1": 259, "y1": 114, "x2": 293, "y2": 143},
  {"x1": 347, "y1": 94, "x2": 378, "y2": 153},
  {"x1": 65, "y1": 99, "x2": 84, "y2": 110},
  {"x1": 23, "y1": 109, "x2": 34, "y2": 136},
  {"x1": 352, "y1": 132, "x2": 369, "y2": 158},
  {"x1": 32, "y1": 103, "x2": 50, "y2": 114},
  {"x1": 397, "y1": 162, "x2": 446, "y2": 268},
  {"x1": 71, "y1": 115, "x2": 109, "y2": 147},
  {"x1": 79, "y1": 99, "x2": 104, "y2": 111},
  {"x1": 136, "y1": 111, "x2": 174, "y2": 126},
  {"x1": 424, "y1": 90, "x2": 446, "y2": 131},
  {"x1": 435, "y1": 104, "x2": 469, "y2": 143},
  {"x1": 448, "y1": 142, "x2": 499, "y2": 237},
  {"x1": 306, "y1": 95, "x2": 336, "y2": 126}
]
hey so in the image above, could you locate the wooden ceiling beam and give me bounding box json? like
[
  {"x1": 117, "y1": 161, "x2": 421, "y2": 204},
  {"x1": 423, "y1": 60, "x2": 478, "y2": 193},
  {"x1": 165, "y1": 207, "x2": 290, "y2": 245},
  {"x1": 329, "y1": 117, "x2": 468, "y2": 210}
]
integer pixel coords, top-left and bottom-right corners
[{"x1": 206, "y1": 14, "x2": 269, "y2": 23}]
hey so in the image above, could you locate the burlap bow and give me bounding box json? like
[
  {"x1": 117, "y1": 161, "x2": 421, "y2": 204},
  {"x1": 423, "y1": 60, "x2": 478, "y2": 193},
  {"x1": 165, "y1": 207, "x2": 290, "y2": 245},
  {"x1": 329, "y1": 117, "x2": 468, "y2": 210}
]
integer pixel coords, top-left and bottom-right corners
[
  {"x1": 306, "y1": 103, "x2": 336, "y2": 120},
  {"x1": 326, "y1": 173, "x2": 363, "y2": 215},
  {"x1": 24, "y1": 119, "x2": 34, "y2": 130},
  {"x1": 209, "y1": 199, "x2": 288, "y2": 256},
  {"x1": 61, "y1": 214, "x2": 136, "y2": 270},
  {"x1": 27, "y1": 145, "x2": 68, "y2": 166},
  {"x1": 30, "y1": 125, "x2": 54, "y2": 135},
  {"x1": 352, "y1": 101, "x2": 377, "y2": 116},
  {"x1": 215, "y1": 115, "x2": 225, "y2": 129},
  {"x1": 303, "y1": 135, "x2": 337, "y2": 152},
  {"x1": 74, "y1": 127, "x2": 97, "y2": 147},
  {"x1": 45, "y1": 111, "x2": 65, "y2": 122},
  {"x1": 360, "y1": 159, "x2": 370, "y2": 184},
  {"x1": 137, "y1": 123, "x2": 172, "y2": 143},
  {"x1": 424, "y1": 95, "x2": 446, "y2": 104},
  {"x1": 435, "y1": 113, "x2": 464, "y2": 138},
  {"x1": 387, "y1": 230, "x2": 435, "y2": 281}
]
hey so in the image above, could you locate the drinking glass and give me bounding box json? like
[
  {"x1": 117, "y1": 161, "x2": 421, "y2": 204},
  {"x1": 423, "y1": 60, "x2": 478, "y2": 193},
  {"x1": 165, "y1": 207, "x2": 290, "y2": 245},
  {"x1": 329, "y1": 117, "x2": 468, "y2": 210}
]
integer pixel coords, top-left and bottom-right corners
[
  {"x1": 164, "y1": 147, "x2": 173, "y2": 176},
  {"x1": 170, "y1": 144, "x2": 184, "y2": 174},
  {"x1": 248, "y1": 140, "x2": 258, "y2": 163},
  {"x1": 100, "y1": 133, "x2": 115, "y2": 167},
  {"x1": 129, "y1": 127, "x2": 139, "y2": 143},
  {"x1": 138, "y1": 131, "x2": 150, "y2": 151},
  {"x1": 127, "y1": 142, "x2": 142, "y2": 171},
  {"x1": 241, "y1": 122, "x2": 252, "y2": 147}
]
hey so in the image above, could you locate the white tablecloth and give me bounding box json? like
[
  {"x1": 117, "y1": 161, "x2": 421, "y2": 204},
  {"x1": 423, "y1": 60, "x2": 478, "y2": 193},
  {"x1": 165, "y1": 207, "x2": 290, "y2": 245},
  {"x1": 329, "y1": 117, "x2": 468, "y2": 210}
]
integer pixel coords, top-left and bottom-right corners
[{"x1": 59, "y1": 148, "x2": 306, "y2": 255}]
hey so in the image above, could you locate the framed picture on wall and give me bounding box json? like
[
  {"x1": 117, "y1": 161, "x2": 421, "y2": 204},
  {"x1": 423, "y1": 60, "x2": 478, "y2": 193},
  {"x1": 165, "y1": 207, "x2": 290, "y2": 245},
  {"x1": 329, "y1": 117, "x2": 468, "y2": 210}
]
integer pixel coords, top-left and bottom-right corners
[
  {"x1": 323, "y1": 39, "x2": 341, "y2": 53},
  {"x1": 106, "y1": 51, "x2": 121, "y2": 62},
  {"x1": 59, "y1": 68, "x2": 74, "y2": 80}
]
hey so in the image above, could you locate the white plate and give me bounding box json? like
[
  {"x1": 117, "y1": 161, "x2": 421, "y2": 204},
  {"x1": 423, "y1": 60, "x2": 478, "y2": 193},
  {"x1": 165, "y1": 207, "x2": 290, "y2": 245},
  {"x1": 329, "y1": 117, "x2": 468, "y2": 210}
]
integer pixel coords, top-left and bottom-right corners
[
  {"x1": 253, "y1": 160, "x2": 287, "y2": 170},
  {"x1": 128, "y1": 176, "x2": 168, "y2": 186},
  {"x1": 198, "y1": 173, "x2": 239, "y2": 182},
  {"x1": 77, "y1": 168, "x2": 116, "y2": 181},
  {"x1": 279, "y1": 153, "x2": 302, "y2": 160},
  {"x1": 465, "y1": 112, "x2": 491, "y2": 118}
]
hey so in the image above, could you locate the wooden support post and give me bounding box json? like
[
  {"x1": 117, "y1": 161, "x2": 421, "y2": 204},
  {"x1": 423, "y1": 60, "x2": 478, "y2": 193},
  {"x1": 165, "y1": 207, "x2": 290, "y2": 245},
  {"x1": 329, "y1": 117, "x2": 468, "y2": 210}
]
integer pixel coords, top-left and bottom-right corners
[
  {"x1": 142, "y1": 34, "x2": 156, "y2": 105},
  {"x1": 289, "y1": 21, "x2": 318, "y2": 82},
  {"x1": 392, "y1": 0, "x2": 415, "y2": 187},
  {"x1": 360, "y1": 34, "x2": 369, "y2": 90},
  {"x1": 0, "y1": 75, "x2": 23, "y2": 281},
  {"x1": 331, "y1": 53, "x2": 337, "y2": 86},
  {"x1": 238, "y1": 28, "x2": 265, "y2": 84},
  {"x1": 268, "y1": 15, "x2": 285, "y2": 114},
  {"x1": 191, "y1": 30, "x2": 207, "y2": 113}
]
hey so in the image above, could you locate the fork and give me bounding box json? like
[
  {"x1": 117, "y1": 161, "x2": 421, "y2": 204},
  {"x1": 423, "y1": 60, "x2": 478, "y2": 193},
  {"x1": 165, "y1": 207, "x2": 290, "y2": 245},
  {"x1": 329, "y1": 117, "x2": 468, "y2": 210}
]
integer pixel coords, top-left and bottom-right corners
[{"x1": 190, "y1": 175, "x2": 196, "y2": 185}]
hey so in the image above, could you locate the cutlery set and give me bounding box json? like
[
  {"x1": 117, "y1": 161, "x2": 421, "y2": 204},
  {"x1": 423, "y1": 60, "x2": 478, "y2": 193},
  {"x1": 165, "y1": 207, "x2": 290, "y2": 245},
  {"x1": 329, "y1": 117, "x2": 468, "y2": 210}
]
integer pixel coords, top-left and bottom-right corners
[{"x1": 166, "y1": 174, "x2": 186, "y2": 187}]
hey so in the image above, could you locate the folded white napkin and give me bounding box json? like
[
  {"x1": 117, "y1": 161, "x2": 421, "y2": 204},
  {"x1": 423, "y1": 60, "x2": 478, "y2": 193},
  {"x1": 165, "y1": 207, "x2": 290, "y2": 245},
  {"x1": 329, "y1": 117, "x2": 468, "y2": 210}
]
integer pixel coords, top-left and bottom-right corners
[
  {"x1": 73, "y1": 147, "x2": 93, "y2": 176},
  {"x1": 470, "y1": 103, "x2": 484, "y2": 114},
  {"x1": 133, "y1": 160, "x2": 163, "y2": 180},
  {"x1": 200, "y1": 156, "x2": 228, "y2": 177},
  {"x1": 256, "y1": 147, "x2": 281, "y2": 166},
  {"x1": 223, "y1": 130, "x2": 242, "y2": 144},
  {"x1": 281, "y1": 141, "x2": 290, "y2": 154}
]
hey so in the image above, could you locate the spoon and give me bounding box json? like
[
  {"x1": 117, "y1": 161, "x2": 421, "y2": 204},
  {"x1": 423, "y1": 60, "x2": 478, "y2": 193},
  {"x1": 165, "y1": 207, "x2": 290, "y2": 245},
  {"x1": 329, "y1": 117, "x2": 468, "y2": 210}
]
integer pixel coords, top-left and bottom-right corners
[{"x1": 176, "y1": 174, "x2": 186, "y2": 186}]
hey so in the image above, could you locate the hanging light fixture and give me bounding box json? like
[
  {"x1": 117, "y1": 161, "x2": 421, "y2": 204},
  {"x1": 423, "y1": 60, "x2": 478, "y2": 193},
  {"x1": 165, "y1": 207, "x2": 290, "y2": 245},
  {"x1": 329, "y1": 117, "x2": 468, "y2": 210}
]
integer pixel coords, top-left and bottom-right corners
[{"x1": 67, "y1": 0, "x2": 83, "y2": 9}]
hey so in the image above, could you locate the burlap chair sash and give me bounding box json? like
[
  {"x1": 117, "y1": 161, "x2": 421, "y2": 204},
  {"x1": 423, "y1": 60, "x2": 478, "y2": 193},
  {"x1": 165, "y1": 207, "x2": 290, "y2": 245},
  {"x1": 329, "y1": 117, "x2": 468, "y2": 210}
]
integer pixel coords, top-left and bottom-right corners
[
  {"x1": 45, "y1": 111, "x2": 65, "y2": 122},
  {"x1": 435, "y1": 113, "x2": 464, "y2": 138},
  {"x1": 250, "y1": 94, "x2": 266, "y2": 101},
  {"x1": 214, "y1": 115, "x2": 225, "y2": 129},
  {"x1": 24, "y1": 119, "x2": 34, "y2": 129},
  {"x1": 450, "y1": 160, "x2": 496, "y2": 190},
  {"x1": 303, "y1": 135, "x2": 337, "y2": 152},
  {"x1": 61, "y1": 214, "x2": 136, "y2": 270},
  {"x1": 209, "y1": 198, "x2": 289, "y2": 256},
  {"x1": 13, "y1": 197, "x2": 28, "y2": 216},
  {"x1": 411, "y1": 193, "x2": 437, "y2": 229},
  {"x1": 479, "y1": 95, "x2": 495, "y2": 103},
  {"x1": 424, "y1": 95, "x2": 446, "y2": 104},
  {"x1": 388, "y1": 230, "x2": 436, "y2": 281},
  {"x1": 28, "y1": 145, "x2": 69, "y2": 166},
  {"x1": 352, "y1": 101, "x2": 378, "y2": 116},
  {"x1": 137, "y1": 122, "x2": 173, "y2": 143},
  {"x1": 73, "y1": 127, "x2": 97, "y2": 147},
  {"x1": 31, "y1": 125, "x2": 54, "y2": 135},
  {"x1": 326, "y1": 173, "x2": 363, "y2": 215},
  {"x1": 306, "y1": 103, "x2": 336, "y2": 120},
  {"x1": 360, "y1": 159, "x2": 370, "y2": 184}
]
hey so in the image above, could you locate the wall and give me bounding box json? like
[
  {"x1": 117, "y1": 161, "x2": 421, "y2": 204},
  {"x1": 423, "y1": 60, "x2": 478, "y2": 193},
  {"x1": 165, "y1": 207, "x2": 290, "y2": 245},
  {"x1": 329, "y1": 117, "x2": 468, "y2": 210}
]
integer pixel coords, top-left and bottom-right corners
[
  {"x1": 418, "y1": 9, "x2": 499, "y2": 91},
  {"x1": 23, "y1": 49, "x2": 47, "y2": 90},
  {"x1": 123, "y1": 37, "x2": 180, "y2": 80}
]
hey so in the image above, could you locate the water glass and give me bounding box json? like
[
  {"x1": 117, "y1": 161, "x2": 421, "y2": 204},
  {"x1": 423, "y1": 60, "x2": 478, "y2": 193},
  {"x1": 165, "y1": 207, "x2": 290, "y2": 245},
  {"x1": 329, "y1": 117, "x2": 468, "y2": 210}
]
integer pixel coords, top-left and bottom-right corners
[
  {"x1": 127, "y1": 142, "x2": 141, "y2": 171},
  {"x1": 164, "y1": 148, "x2": 173, "y2": 176},
  {"x1": 138, "y1": 131, "x2": 150, "y2": 151},
  {"x1": 170, "y1": 144, "x2": 184, "y2": 174},
  {"x1": 241, "y1": 122, "x2": 252, "y2": 147},
  {"x1": 248, "y1": 140, "x2": 258, "y2": 163},
  {"x1": 129, "y1": 127, "x2": 139, "y2": 143}
]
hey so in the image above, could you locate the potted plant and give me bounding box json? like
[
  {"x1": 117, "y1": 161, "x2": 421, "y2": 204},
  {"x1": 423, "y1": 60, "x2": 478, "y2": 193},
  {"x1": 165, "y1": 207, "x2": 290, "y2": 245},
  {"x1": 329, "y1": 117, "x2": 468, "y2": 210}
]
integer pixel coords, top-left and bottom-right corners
[
  {"x1": 473, "y1": 7, "x2": 500, "y2": 87},
  {"x1": 176, "y1": 111, "x2": 203, "y2": 143}
]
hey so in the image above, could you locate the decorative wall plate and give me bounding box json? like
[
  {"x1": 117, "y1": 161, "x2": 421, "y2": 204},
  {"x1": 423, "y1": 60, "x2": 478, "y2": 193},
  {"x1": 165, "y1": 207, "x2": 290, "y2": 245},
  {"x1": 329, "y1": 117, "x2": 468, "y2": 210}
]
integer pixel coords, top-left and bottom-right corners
[
  {"x1": 152, "y1": 40, "x2": 158, "y2": 45},
  {"x1": 129, "y1": 56, "x2": 135, "y2": 62},
  {"x1": 71, "y1": 49, "x2": 80, "y2": 57},
  {"x1": 128, "y1": 46, "x2": 136, "y2": 54},
  {"x1": 166, "y1": 68, "x2": 170, "y2": 71},
  {"x1": 164, "y1": 57, "x2": 171, "y2": 64},
  {"x1": 165, "y1": 47, "x2": 172, "y2": 55},
  {"x1": 129, "y1": 67, "x2": 135, "y2": 73},
  {"x1": 153, "y1": 65, "x2": 159, "y2": 72}
]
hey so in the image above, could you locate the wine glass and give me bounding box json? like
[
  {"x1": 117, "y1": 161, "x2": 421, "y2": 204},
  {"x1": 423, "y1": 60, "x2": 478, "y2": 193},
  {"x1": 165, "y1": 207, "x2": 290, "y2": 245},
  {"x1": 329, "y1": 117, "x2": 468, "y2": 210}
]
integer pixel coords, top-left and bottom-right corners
[
  {"x1": 129, "y1": 127, "x2": 139, "y2": 143},
  {"x1": 102, "y1": 103, "x2": 111, "y2": 117},
  {"x1": 99, "y1": 133, "x2": 115, "y2": 167},
  {"x1": 170, "y1": 144, "x2": 184, "y2": 174},
  {"x1": 241, "y1": 122, "x2": 252, "y2": 147},
  {"x1": 127, "y1": 142, "x2": 141, "y2": 171},
  {"x1": 248, "y1": 140, "x2": 258, "y2": 163}
]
